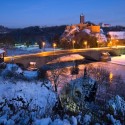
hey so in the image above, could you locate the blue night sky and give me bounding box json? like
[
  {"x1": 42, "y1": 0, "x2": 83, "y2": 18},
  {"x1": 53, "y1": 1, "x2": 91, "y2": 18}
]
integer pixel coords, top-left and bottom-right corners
[{"x1": 0, "y1": 0, "x2": 125, "y2": 28}]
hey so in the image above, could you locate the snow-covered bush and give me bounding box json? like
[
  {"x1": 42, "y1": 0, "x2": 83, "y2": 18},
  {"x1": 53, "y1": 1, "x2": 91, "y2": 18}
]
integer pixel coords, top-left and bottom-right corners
[
  {"x1": 1, "y1": 63, "x2": 23, "y2": 79},
  {"x1": 0, "y1": 63, "x2": 40, "y2": 81},
  {"x1": 107, "y1": 114, "x2": 121, "y2": 125},
  {"x1": 83, "y1": 114, "x2": 92, "y2": 125},
  {"x1": 0, "y1": 80, "x2": 56, "y2": 124},
  {"x1": 0, "y1": 63, "x2": 6, "y2": 69},
  {"x1": 107, "y1": 95, "x2": 125, "y2": 116},
  {"x1": 23, "y1": 70, "x2": 38, "y2": 80}
]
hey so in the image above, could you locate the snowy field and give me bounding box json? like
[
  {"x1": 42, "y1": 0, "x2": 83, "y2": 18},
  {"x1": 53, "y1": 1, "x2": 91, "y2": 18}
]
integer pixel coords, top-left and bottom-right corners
[{"x1": 6, "y1": 46, "x2": 61, "y2": 56}]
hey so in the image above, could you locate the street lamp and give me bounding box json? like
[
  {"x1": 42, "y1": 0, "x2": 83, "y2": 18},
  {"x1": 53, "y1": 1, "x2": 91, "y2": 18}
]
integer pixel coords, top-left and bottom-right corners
[
  {"x1": 72, "y1": 40, "x2": 75, "y2": 49},
  {"x1": 84, "y1": 41, "x2": 87, "y2": 48},
  {"x1": 42, "y1": 42, "x2": 45, "y2": 51},
  {"x1": 97, "y1": 41, "x2": 99, "y2": 48},
  {"x1": 110, "y1": 41, "x2": 112, "y2": 48},
  {"x1": 116, "y1": 40, "x2": 118, "y2": 47},
  {"x1": 53, "y1": 43, "x2": 57, "y2": 54}
]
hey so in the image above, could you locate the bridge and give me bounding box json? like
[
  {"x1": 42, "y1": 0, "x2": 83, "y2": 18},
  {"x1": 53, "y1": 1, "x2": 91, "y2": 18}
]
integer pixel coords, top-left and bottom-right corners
[{"x1": 4, "y1": 46, "x2": 125, "y2": 69}]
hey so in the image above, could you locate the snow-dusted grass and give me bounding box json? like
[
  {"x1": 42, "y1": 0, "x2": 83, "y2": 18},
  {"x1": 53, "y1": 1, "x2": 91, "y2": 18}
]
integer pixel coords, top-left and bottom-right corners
[{"x1": 6, "y1": 46, "x2": 61, "y2": 56}]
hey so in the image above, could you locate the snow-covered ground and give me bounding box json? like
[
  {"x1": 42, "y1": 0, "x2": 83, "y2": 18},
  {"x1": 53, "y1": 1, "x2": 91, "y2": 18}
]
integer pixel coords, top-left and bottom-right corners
[
  {"x1": 0, "y1": 80, "x2": 56, "y2": 112},
  {"x1": 6, "y1": 46, "x2": 61, "y2": 56},
  {"x1": 1, "y1": 49, "x2": 125, "y2": 124}
]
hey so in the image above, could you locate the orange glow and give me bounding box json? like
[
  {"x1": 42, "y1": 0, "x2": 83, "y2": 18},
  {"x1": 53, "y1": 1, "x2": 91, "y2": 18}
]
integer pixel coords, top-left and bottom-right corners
[
  {"x1": 84, "y1": 41, "x2": 87, "y2": 45},
  {"x1": 84, "y1": 41, "x2": 87, "y2": 48}
]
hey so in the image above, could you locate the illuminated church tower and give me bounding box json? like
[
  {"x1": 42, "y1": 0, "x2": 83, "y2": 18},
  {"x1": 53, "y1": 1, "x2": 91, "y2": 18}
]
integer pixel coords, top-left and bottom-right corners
[{"x1": 80, "y1": 14, "x2": 84, "y2": 24}]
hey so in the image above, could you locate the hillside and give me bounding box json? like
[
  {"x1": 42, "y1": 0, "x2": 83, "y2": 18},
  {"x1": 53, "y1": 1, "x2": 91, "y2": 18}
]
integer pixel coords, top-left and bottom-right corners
[{"x1": 0, "y1": 25, "x2": 66, "y2": 48}]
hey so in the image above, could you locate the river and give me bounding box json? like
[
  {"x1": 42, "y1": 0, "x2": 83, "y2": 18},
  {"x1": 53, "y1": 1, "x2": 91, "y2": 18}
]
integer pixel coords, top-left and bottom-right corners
[
  {"x1": 50, "y1": 54, "x2": 125, "y2": 94},
  {"x1": 89, "y1": 55, "x2": 125, "y2": 80}
]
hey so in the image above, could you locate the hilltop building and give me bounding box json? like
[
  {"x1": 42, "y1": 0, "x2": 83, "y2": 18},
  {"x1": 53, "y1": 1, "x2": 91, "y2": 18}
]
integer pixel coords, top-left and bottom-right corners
[
  {"x1": 63, "y1": 14, "x2": 101, "y2": 35},
  {"x1": 61, "y1": 14, "x2": 108, "y2": 44}
]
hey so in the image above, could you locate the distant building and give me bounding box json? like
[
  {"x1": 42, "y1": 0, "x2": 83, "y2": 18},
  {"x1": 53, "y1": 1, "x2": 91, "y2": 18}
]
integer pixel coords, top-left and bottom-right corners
[
  {"x1": 61, "y1": 14, "x2": 101, "y2": 41},
  {"x1": 108, "y1": 31, "x2": 125, "y2": 40},
  {"x1": 80, "y1": 14, "x2": 84, "y2": 24},
  {"x1": 99, "y1": 23, "x2": 111, "y2": 27}
]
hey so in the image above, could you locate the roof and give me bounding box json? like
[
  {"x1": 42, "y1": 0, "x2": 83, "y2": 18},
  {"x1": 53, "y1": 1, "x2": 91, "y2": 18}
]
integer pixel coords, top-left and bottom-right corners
[{"x1": 0, "y1": 49, "x2": 5, "y2": 54}]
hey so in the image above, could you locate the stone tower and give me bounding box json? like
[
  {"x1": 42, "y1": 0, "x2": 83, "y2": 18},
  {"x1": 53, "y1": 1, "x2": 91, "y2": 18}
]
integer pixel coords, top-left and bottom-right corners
[{"x1": 80, "y1": 14, "x2": 84, "y2": 24}]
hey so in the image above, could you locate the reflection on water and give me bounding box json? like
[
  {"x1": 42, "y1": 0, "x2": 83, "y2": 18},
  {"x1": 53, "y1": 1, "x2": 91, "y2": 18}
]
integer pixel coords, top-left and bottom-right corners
[
  {"x1": 85, "y1": 62, "x2": 125, "y2": 81},
  {"x1": 88, "y1": 55, "x2": 125, "y2": 81},
  {"x1": 109, "y1": 72, "x2": 113, "y2": 83},
  {"x1": 48, "y1": 55, "x2": 125, "y2": 94}
]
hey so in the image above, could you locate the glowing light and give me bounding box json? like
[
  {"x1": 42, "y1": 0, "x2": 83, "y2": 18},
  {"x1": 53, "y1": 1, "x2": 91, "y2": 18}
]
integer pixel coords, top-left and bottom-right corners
[
  {"x1": 109, "y1": 72, "x2": 113, "y2": 82},
  {"x1": 42, "y1": 42, "x2": 45, "y2": 47},
  {"x1": 97, "y1": 41, "x2": 99, "y2": 47},
  {"x1": 72, "y1": 40, "x2": 75, "y2": 44},
  {"x1": 84, "y1": 41, "x2": 87, "y2": 48},
  {"x1": 72, "y1": 40, "x2": 75, "y2": 49},
  {"x1": 53, "y1": 43, "x2": 57, "y2": 48}
]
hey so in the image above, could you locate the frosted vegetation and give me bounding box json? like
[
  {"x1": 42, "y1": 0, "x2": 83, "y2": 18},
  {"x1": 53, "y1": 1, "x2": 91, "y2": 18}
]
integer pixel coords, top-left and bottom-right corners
[{"x1": 0, "y1": 62, "x2": 125, "y2": 124}]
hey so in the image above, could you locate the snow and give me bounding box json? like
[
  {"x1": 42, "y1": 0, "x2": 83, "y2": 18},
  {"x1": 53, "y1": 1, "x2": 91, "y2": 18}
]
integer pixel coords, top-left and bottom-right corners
[
  {"x1": 5, "y1": 63, "x2": 23, "y2": 74},
  {"x1": 0, "y1": 79, "x2": 56, "y2": 124},
  {"x1": 95, "y1": 33, "x2": 107, "y2": 42},
  {"x1": 1, "y1": 48, "x2": 125, "y2": 124},
  {"x1": 51, "y1": 118, "x2": 71, "y2": 125},
  {"x1": 71, "y1": 116, "x2": 77, "y2": 125},
  {"x1": 107, "y1": 114, "x2": 121, "y2": 125},
  {"x1": 51, "y1": 54, "x2": 84, "y2": 63},
  {"x1": 83, "y1": 114, "x2": 91, "y2": 124},
  {"x1": 6, "y1": 46, "x2": 61, "y2": 56},
  {"x1": 108, "y1": 31, "x2": 125, "y2": 39},
  {"x1": 34, "y1": 118, "x2": 52, "y2": 125},
  {"x1": 0, "y1": 61, "x2": 57, "y2": 124},
  {"x1": 23, "y1": 70, "x2": 38, "y2": 79},
  {"x1": 83, "y1": 29, "x2": 91, "y2": 34},
  {"x1": 108, "y1": 95, "x2": 125, "y2": 115},
  {"x1": 67, "y1": 27, "x2": 79, "y2": 37},
  {"x1": 0, "y1": 48, "x2": 5, "y2": 54},
  {"x1": 0, "y1": 80, "x2": 56, "y2": 111}
]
